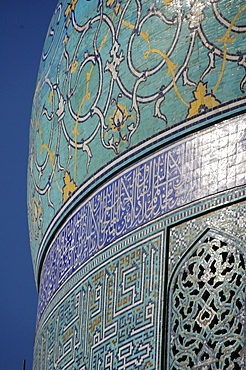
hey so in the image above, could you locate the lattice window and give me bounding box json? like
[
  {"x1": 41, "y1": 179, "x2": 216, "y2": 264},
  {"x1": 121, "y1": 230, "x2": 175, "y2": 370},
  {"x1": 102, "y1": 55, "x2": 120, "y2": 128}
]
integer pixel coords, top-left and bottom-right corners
[{"x1": 168, "y1": 232, "x2": 246, "y2": 370}]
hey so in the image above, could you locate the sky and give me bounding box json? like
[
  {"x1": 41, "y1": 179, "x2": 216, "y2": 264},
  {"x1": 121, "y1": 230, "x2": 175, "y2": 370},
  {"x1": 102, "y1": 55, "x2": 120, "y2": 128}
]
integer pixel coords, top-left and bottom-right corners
[{"x1": 0, "y1": 1, "x2": 58, "y2": 369}]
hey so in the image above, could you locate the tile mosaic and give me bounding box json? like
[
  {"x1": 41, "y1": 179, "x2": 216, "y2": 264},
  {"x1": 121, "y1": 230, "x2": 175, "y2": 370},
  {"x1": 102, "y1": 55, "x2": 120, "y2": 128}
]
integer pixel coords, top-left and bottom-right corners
[
  {"x1": 34, "y1": 232, "x2": 164, "y2": 370},
  {"x1": 28, "y1": 0, "x2": 246, "y2": 266},
  {"x1": 37, "y1": 113, "x2": 246, "y2": 315},
  {"x1": 30, "y1": 1, "x2": 246, "y2": 368}
]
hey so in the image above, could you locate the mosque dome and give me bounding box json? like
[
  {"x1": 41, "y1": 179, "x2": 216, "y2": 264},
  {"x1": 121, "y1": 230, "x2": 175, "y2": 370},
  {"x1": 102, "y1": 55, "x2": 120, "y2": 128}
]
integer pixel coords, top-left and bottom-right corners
[
  {"x1": 29, "y1": 1, "x2": 246, "y2": 369},
  {"x1": 28, "y1": 0, "x2": 246, "y2": 284}
]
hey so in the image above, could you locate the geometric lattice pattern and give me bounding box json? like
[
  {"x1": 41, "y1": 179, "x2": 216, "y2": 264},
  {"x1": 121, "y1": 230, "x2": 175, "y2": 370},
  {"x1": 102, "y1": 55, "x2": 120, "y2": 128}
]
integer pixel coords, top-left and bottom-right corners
[
  {"x1": 169, "y1": 202, "x2": 246, "y2": 273},
  {"x1": 33, "y1": 233, "x2": 163, "y2": 370},
  {"x1": 168, "y1": 232, "x2": 246, "y2": 369}
]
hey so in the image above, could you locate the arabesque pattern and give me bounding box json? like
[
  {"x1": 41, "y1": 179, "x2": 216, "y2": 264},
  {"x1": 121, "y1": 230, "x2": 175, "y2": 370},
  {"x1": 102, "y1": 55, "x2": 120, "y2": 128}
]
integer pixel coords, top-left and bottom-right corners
[
  {"x1": 29, "y1": 1, "x2": 246, "y2": 369},
  {"x1": 28, "y1": 0, "x2": 246, "y2": 263}
]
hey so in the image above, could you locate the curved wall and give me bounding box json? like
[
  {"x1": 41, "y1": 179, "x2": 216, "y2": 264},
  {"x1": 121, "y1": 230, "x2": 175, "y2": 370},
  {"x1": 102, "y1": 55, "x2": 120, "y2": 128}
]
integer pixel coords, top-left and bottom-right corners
[{"x1": 28, "y1": 0, "x2": 246, "y2": 369}]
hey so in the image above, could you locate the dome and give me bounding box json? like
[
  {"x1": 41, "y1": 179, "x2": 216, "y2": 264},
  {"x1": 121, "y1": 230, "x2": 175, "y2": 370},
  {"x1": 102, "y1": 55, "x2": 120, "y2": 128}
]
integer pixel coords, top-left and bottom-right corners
[
  {"x1": 29, "y1": 1, "x2": 246, "y2": 369},
  {"x1": 28, "y1": 0, "x2": 246, "y2": 283}
]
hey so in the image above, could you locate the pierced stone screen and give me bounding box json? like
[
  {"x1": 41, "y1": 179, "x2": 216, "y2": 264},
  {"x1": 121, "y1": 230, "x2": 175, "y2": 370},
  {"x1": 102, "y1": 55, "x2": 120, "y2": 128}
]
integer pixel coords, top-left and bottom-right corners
[{"x1": 169, "y1": 235, "x2": 246, "y2": 369}]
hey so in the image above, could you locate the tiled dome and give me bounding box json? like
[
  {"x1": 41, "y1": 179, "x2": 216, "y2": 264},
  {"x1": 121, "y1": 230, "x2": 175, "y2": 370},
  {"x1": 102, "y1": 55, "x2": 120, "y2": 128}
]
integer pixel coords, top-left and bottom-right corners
[
  {"x1": 28, "y1": 0, "x2": 246, "y2": 282},
  {"x1": 29, "y1": 2, "x2": 246, "y2": 369}
]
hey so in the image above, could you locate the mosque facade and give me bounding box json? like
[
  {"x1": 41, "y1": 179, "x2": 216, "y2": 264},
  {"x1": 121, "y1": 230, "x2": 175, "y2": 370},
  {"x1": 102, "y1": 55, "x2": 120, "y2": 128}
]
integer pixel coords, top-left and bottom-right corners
[{"x1": 28, "y1": 0, "x2": 246, "y2": 368}]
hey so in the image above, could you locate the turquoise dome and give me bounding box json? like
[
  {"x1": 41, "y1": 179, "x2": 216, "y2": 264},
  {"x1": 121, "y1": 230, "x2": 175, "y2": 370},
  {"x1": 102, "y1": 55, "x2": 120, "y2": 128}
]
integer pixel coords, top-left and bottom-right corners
[{"x1": 28, "y1": 0, "x2": 246, "y2": 283}]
